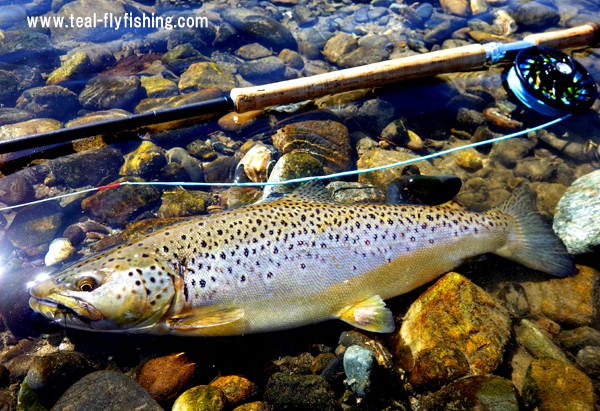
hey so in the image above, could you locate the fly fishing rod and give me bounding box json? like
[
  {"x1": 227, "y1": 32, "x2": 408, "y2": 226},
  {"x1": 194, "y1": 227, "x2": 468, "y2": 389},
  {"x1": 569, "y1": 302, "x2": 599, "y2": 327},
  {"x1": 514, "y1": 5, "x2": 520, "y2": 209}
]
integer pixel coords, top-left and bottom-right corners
[{"x1": 0, "y1": 23, "x2": 598, "y2": 154}]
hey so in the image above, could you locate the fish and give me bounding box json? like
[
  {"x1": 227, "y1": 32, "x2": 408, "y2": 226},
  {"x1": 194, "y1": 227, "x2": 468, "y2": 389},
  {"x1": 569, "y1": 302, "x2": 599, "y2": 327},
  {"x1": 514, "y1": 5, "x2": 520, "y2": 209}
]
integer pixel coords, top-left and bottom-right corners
[{"x1": 28, "y1": 181, "x2": 573, "y2": 337}]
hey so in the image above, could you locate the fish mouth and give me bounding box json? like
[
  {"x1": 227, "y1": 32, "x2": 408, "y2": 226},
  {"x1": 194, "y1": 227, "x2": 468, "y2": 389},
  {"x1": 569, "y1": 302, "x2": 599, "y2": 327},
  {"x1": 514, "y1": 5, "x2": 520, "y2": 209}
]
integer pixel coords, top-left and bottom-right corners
[{"x1": 29, "y1": 296, "x2": 103, "y2": 323}]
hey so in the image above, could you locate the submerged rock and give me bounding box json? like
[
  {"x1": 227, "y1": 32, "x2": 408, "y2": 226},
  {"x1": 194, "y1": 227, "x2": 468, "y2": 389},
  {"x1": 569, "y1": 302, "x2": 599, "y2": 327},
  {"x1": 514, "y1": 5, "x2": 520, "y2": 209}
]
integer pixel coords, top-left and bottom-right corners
[
  {"x1": 264, "y1": 373, "x2": 338, "y2": 411},
  {"x1": 51, "y1": 371, "x2": 163, "y2": 411},
  {"x1": 6, "y1": 201, "x2": 64, "y2": 250},
  {"x1": 0, "y1": 118, "x2": 62, "y2": 142},
  {"x1": 172, "y1": 385, "x2": 228, "y2": 411},
  {"x1": 221, "y1": 9, "x2": 297, "y2": 51},
  {"x1": 26, "y1": 352, "x2": 92, "y2": 409},
  {"x1": 81, "y1": 177, "x2": 161, "y2": 227},
  {"x1": 140, "y1": 74, "x2": 179, "y2": 99},
  {"x1": 408, "y1": 346, "x2": 470, "y2": 392},
  {"x1": 16, "y1": 86, "x2": 79, "y2": 122},
  {"x1": 420, "y1": 375, "x2": 521, "y2": 411},
  {"x1": 272, "y1": 120, "x2": 352, "y2": 174},
  {"x1": 119, "y1": 141, "x2": 166, "y2": 179},
  {"x1": 395, "y1": 272, "x2": 511, "y2": 374},
  {"x1": 49, "y1": 146, "x2": 123, "y2": 188},
  {"x1": 179, "y1": 62, "x2": 237, "y2": 93},
  {"x1": 44, "y1": 238, "x2": 76, "y2": 266},
  {"x1": 46, "y1": 51, "x2": 92, "y2": 88},
  {"x1": 136, "y1": 353, "x2": 196, "y2": 402},
  {"x1": 522, "y1": 358, "x2": 594, "y2": 411},
  {"x1": 553, "y1": 170, "x2": 600, "y2": 255},
  {"x1": 343, "y1": 345, "x2": 377, "y2": 398},
  {"x1": 0, "y1": 174, "x2": 34, "y2": 206},
  {"x1": 157, "y1": 189, "x2": 209, "y2": 218},
  {"x1": 79, "y1": 76, "x2": 142, "y2": 111},
  {"x1": 210, "y1": 375, "x2": 260, "y2": 407},
  {"x1": 519, "y1": 265, "x2": 599, "y2": 327},
  {"x1": 516, "y1": 319, "x2": 570, "y2": 364}
]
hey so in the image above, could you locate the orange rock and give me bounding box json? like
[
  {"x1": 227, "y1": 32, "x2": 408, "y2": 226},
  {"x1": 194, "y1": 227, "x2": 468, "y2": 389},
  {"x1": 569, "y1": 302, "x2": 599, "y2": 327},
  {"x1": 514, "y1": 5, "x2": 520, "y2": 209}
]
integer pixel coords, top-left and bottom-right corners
[
  {"x1": 209, "y1": 375, "x2": 260, "y2": 407},
  {"x1": 136, "y1": 352, "x2": 196, "y2": 402}
]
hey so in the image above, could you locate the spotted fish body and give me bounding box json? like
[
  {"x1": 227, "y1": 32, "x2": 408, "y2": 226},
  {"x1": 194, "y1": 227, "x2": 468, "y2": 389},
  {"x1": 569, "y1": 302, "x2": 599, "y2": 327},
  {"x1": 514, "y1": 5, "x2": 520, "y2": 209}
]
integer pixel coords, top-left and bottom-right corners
[{"x1": 29, "y1": 183, "x2": 573, "y2": 336}]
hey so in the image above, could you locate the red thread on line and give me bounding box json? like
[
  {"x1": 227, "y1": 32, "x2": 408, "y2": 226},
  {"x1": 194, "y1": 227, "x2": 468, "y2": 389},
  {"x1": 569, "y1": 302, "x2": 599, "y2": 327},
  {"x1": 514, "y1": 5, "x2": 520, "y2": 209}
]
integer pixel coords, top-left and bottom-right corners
[{"x1": 97, "y1": 183, "x2": 121, "y2": 190}]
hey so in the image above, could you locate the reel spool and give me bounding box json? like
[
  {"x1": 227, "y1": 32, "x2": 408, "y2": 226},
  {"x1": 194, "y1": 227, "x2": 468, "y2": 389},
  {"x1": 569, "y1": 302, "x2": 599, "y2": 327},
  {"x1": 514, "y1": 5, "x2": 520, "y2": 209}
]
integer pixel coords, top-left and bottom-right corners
[{"x1": 507, "y1": 46, "x2": 597, "y2": 116}]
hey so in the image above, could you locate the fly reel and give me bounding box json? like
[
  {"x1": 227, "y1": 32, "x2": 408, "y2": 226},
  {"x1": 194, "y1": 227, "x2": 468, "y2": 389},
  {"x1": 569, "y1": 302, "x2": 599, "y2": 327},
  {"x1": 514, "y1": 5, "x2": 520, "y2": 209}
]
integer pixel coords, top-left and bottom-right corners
[{"x1": 507, "y1": 46, "x2": 597, "y2": 116}]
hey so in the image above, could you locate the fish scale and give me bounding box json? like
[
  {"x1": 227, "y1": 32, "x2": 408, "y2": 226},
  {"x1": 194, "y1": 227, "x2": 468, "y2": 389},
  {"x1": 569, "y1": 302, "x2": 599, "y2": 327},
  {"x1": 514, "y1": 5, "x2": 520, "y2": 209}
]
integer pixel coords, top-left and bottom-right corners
[{"x1": 29, "y1": 182, "x2": 573, "y2": 336}]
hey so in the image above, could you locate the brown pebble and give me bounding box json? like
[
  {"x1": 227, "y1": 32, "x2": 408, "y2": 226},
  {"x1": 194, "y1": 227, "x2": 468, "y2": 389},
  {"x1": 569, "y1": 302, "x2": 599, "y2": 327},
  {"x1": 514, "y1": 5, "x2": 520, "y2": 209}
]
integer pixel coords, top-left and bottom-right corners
[
  {"x1": 456, "y1": 152, "x2": 483, "y2": 171},
  {"x1": 136, "y1": 352, "x2": 196, "y2": 402},
  {"x1": 209, "y1": 375, "x2": 260, "y2": 406},
  {"x1": 310, "y1": 353, "x2": 336, "y2": 375},
  {"x1": 483, "y1": 108, "x2": 523, "y2": 131}
]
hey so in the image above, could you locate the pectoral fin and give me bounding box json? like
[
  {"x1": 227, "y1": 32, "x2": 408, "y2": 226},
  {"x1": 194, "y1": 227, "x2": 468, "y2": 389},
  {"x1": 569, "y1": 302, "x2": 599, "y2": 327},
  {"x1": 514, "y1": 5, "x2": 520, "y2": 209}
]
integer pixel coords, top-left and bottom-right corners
[
  {"x1": 337, "y1": 295, "x2": 395, "y2": 333},
  {"x1": 167, "y1": 307, "x2": 245, "y2": 329}
]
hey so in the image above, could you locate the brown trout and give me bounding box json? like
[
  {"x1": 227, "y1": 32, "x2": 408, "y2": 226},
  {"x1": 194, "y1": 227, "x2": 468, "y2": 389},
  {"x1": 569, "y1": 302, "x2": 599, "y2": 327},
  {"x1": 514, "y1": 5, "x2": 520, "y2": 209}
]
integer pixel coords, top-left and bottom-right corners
[{"x1": 29, "y1": 182, "x2": 573, "y2": 336}]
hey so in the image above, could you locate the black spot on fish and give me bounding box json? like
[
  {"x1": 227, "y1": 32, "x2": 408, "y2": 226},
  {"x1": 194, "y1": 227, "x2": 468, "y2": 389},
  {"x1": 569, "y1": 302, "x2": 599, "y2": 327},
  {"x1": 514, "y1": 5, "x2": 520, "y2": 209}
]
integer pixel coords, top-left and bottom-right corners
[
  {"x1": 146, "y1": 289, "x2": 151, "y2": 295},
  {"x1": 129, "y1": 272, "x2": 134, "y2": 277},
  {"x1": 183, "y1": 283, "x2": 189, "y2": 301},
  {"x1": 135, "y1": 281, "x2": 141, "y2": 286},
  {"x1": 240, "y1": 275, "x2": 246, "y2": 282},
  {"x1": 165, "y1": 232, "x2": 170, "y2": 236},
  {"x1": 200, "y1": 279, "x2": 206, "y2": 287},
  {"x1": 163, "y1": 246, "x2": 169, "y2": 253},
  {"x1": 181, "y1": 235, "x2": 186, "y2": 240}
]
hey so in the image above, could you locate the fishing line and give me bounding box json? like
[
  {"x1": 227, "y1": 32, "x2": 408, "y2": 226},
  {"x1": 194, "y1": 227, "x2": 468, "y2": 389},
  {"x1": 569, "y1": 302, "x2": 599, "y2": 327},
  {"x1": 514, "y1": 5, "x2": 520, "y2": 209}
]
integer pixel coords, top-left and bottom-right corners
[{"x1": 0, "y1": 114, "x2": 570, "y2": 212}]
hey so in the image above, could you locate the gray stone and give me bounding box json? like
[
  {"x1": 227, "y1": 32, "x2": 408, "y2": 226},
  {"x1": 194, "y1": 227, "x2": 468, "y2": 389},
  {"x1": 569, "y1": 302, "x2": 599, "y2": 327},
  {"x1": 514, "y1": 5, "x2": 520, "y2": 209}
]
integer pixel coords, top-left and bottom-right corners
[
  {"x1": 221, "y1": 9, "x2": 297, "y2": 51},
  {"x1": 0, "y1": 32, "x2": 59, "y2": 68},
  {"x1": 513, "y1": 2, "x2": 560, "y2": 29},
  {"x1": 577, "y1": 346, "x2": 600, "y2": 378},
  {"x1": 489, "y1": 137, "x2": 536, "y2": 168},
  {"x1": 50, "y1": 146, "x2": 123, "y2": 188},
  {"x1": 79, "y1": 76, "x2": 142, "y2": 111},
  {"x1": 423, "y1": 20, "x2": 453, "y2": 47},
  {"x1": 239, "y1": 56, "x2": 286, "y2": 84},
  {"x1": 323, "y1": 33, "x2": 357, "y2": 64},
  {"x1": 558, "y1": 327, "x2": 600, "y2": 352},
  {"x1": 337, "y1": 46, "x2": 387, "y2": 68},
  {"x1": 6, "y1": 201, "x2": 63, "y2": 250},
  {"x1": 516, "y1": 319, "x2": 571, "y2": 364},
  {"x1": 235, "y1": 43, "x2": 272, "y2": 60},
  {"x1": 553, "y1": 170, "x2": 600, "y2": 255},
  {"x1": 292, "y1": 5, "x2": 316, "y2": 27},
  {"x1": 357, "y1": 99, "x2": 395, "y2": 135},
  {"x1": 16, "y1": 86, "x2": 79, "y2": 122},
  {"x1": 343, "y1": 345, "x2": 376, "y2": 398},
  {"x1": 51, "y1": 371, "x2": 163, "y2": 411},
  {"x1": 27, "y1": 352, "x2": 93, "y2": 409}
]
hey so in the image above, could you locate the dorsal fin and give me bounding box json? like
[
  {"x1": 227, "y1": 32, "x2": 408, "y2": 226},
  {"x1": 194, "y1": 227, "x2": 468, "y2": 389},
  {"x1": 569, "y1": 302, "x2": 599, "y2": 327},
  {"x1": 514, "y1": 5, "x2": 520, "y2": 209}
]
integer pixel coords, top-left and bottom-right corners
[{"x1": 282, "y1": 180, "x2": 336, "y2": 204}]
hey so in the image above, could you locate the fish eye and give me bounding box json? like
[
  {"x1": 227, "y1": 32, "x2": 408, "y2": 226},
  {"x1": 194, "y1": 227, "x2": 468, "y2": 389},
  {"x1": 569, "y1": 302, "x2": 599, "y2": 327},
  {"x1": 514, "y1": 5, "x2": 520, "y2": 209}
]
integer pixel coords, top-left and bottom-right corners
[{"x1": 77, "y1": 277, "x2": 97, "y2": 292}]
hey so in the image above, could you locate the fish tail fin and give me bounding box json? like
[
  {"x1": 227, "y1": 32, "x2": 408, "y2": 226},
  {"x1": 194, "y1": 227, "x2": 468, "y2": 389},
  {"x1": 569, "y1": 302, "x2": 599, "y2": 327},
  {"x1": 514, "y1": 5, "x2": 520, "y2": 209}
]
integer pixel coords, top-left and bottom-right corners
[{"x1": 491, "y1": 185, "x2": 574, "y2": 277}]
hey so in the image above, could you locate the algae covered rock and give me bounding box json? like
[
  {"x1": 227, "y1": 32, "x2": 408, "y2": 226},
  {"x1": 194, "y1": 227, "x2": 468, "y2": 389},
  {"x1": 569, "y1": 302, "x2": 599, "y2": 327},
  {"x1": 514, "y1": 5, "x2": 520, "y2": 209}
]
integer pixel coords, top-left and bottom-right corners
[
  {"x1": 420, "y1": 375, "x2": 521, "y2": 411},
  {"x1": 46, "y1": 51, "x2": 92, "y2": 87},
  {"x1": 79, "y1": 76, "x2": 142, "y2": 110},
  {"x1": 140, "y1": 74, "x2": 179, "y2": 99},
  {"x1": 522, "y1": 358, "x2": 595, "y2": 411},
  {"x1": 120, "y1": 141, "x2": 166, "y2": 179},
  {"x1": 179, "y1": 62, "x2": 237, "y2": 93},
  {"x1": 519, "y1": 265, "x2": 599, "y2": 326},
  {"x1": 408, "y1": 345, "x2": 470, "y2": 392},
  {"x1": 172, "y1": 385, "x2": 228, "y2": 411},
  {"x1": 81, "y1": 177, "x2": 161, "y2": 227},
  {"x1": 395, "y1": 272, "x2": 511, "y2": 374},
  {"x1": 16, "y1": 86, "x2": 79, "y2": 122},
  {"x1": 357, "y1": 149, "x2": 436, "y2": 189},
  {"x1": 158, "y1": 189, "x2": 209, "y2": 218},
  {"x1": 210, "y1": 375, "x2": 260, "y2": 407},
  {"x1": 264, "y1": 373, "x2": 338, "y2": 411}
]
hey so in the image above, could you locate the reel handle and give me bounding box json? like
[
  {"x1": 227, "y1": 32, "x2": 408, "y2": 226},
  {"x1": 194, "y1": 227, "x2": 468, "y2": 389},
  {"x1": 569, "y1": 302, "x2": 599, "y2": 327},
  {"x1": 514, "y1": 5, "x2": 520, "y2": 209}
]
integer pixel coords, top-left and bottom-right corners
[{"x1": 231, "y1": 23, "x2": 600, "y2": 113}]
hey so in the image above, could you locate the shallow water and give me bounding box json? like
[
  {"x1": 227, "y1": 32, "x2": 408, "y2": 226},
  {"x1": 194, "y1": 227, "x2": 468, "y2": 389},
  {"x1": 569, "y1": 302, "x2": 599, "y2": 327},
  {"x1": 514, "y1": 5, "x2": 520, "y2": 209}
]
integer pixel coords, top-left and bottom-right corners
[{"x1": 0, "y1": 0, "x2": 599, "y2": 409}]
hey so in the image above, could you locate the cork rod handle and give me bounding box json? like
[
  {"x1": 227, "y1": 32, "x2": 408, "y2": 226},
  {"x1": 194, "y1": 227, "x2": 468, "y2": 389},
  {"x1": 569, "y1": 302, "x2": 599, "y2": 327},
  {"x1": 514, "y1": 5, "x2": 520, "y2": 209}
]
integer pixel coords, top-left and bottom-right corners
[{"x1": 230, "y1": 23, "x2": 600, "y2": 113}]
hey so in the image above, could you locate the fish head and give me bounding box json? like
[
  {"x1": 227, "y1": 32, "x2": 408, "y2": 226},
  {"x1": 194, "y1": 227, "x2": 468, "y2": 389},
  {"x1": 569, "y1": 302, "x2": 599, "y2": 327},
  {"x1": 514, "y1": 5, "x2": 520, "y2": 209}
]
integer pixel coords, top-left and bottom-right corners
[{"x1": 29, "y1": 248, "x2": 177, "y2": 332}]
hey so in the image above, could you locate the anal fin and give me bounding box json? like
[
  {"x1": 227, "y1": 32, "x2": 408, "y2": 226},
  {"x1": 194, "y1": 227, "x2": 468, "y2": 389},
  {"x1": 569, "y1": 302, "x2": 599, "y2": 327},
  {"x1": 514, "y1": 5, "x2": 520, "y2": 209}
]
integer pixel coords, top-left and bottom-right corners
[
  {"x1": 337, "y1": 295, "x2": 394, "y2": 333},
  {"x1": 167, "y1": 307, "x2": 244, "y2": 329}
]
